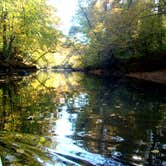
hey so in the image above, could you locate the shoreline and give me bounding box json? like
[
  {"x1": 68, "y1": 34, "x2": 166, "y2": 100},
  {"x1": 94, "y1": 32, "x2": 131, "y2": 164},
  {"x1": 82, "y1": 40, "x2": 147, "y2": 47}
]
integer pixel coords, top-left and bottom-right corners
[
  {"x1": 126, "y1": 70, "x2": 166, "y2": 85},
  {"x1": 1, "y1": 66, "x2": 166, "y2": 85}
]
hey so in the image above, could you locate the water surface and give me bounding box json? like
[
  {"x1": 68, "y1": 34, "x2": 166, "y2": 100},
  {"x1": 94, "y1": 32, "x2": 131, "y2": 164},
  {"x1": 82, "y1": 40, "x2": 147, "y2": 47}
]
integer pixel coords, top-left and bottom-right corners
[{"x1": 0, "y1": 71, "x2": 166, "y2": 165}]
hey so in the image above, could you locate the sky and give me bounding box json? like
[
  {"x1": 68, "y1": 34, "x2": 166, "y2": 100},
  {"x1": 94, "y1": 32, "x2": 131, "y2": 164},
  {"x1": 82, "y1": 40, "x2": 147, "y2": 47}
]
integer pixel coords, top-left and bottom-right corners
[{"x1": 47, "y1": 0, "x2": 78, "y2": 34}]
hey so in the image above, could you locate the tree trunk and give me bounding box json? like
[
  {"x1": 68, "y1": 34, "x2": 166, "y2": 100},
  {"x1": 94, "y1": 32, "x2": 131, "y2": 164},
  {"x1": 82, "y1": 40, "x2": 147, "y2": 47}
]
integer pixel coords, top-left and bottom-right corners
[
  {"x1": 6, "y1": 35, "x2": 15, "y2": 60},
  {"x1": 157, "y1": 0, "x2": 163, "y2": 48},
  {"x1": 2, "y1": 11, "x2": 8, "y2": 59}
]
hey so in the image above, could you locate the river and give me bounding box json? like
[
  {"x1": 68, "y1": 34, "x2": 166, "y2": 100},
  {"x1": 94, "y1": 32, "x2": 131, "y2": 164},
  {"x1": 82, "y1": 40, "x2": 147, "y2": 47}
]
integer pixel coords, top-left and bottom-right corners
[{"x1": 0, "y1": 71, "x2": 166, "y2": 165}]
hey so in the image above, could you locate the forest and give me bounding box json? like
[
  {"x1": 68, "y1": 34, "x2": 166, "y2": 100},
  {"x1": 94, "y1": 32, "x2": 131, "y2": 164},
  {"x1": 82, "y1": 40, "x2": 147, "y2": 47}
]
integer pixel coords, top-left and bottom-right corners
[
  {"x1": 0, "y1": 0, "x2": 166, "y2": 76},
  {"x1": 69, "y1": 0, "x2": 166, "y2": 72},
  {"x1": 0, "y1": 1, "x2": 166, "y2": 165},
  {"x1": 0, "y1": 0, "x2": 61, "y2": 71}
]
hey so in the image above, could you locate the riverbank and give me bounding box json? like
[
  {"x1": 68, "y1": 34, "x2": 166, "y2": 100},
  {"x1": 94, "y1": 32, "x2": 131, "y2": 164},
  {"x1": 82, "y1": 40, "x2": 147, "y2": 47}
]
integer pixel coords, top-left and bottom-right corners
[
  {"x1": 88, "y1": 69, "x2": 166, "y2": 85},
  {"x1": 0, "y1": 59, "x2": 37, "y2": 76},
  {"x1": 86, "y1": 54, "x2": 166, "y2": 85},
  {"x1": 127, "y1": 70, "x2": 166, "y2": 85},
  {"x1": 124, "y1": 54, "x2": 166, "y2": 85},
  {"x1": 0, "y1": 54, "x2": 166, "y2": 86}
]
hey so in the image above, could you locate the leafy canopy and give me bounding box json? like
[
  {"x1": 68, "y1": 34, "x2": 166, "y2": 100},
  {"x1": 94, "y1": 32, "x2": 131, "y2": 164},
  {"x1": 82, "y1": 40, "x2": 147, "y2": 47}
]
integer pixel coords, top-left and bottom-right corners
[{"x1": 0, "y1": 0, "x2": 61, "y2": 66}]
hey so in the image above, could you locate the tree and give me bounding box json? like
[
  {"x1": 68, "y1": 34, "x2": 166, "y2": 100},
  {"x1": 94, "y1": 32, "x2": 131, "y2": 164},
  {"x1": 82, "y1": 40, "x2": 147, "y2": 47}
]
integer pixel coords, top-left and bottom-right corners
[
  {"x1": 72, "y1": 0, "x2": 166, "y2": 68},
  {"x1": 0, "y1": 0, "x2": 61, "y2": 67}
]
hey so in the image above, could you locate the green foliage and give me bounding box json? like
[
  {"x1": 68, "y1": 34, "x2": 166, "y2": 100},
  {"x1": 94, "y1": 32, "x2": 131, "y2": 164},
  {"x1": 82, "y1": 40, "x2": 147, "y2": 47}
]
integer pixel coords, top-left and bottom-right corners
[
  {"x1": 73, "y1": 0, "x2": 166, "y2": 68},
  {"x1": 0, "y1": 0, "x2": 61, "y2": 66}
]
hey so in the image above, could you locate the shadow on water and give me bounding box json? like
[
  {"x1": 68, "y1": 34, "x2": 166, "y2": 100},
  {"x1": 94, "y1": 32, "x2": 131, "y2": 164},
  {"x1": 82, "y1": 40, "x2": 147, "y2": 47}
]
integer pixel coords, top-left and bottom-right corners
[{"x1": 0, "y1": 71, "x2": 165, "y2": 165}]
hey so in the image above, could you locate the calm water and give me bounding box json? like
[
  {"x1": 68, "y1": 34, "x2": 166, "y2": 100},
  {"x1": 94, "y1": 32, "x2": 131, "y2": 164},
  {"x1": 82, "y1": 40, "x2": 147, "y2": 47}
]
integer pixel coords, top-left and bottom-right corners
[{"x1": 0, "y1": 71, "x2": 166, "y2": 166}]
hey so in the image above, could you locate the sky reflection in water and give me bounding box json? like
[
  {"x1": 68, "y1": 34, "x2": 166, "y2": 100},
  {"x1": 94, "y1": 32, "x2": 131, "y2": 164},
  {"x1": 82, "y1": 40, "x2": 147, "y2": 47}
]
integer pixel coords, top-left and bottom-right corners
[{"x1": 0, "y1": 71, "x2": 165, "y2": 165}]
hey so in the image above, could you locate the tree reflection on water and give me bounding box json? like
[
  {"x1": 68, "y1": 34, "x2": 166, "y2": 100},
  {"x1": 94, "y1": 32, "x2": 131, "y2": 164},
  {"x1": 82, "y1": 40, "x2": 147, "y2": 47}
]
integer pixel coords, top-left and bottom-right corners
[{"x1": 0, "y1": 71, "x2": 165, "y2": 165}]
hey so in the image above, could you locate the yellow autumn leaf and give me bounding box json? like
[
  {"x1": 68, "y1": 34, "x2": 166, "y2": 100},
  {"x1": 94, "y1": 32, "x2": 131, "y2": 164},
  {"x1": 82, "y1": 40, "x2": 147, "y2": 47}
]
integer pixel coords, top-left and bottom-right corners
[{"x1": 151, "y1": 150, "x2": 159, "y2": 154}]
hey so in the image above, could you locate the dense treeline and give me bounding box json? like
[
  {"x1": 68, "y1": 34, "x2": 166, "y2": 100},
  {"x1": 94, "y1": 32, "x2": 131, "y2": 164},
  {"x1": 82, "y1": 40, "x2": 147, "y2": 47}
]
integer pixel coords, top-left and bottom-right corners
[
  {"x1": 1, "y1": 0, "x2": 166, "y2": 72},
  {"x1": 70, "y1": 0, "x2": 166, "y2": 70},
  {"x1": 0, "y1": 0, "x2": 60, "y2": 70}
]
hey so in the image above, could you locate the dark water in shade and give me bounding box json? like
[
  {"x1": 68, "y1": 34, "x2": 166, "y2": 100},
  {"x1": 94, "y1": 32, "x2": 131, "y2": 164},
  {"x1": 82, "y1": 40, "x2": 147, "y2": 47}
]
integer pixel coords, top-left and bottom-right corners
[{"x1": 0, "y1": 71, "x2": 166, "y2": 166}]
